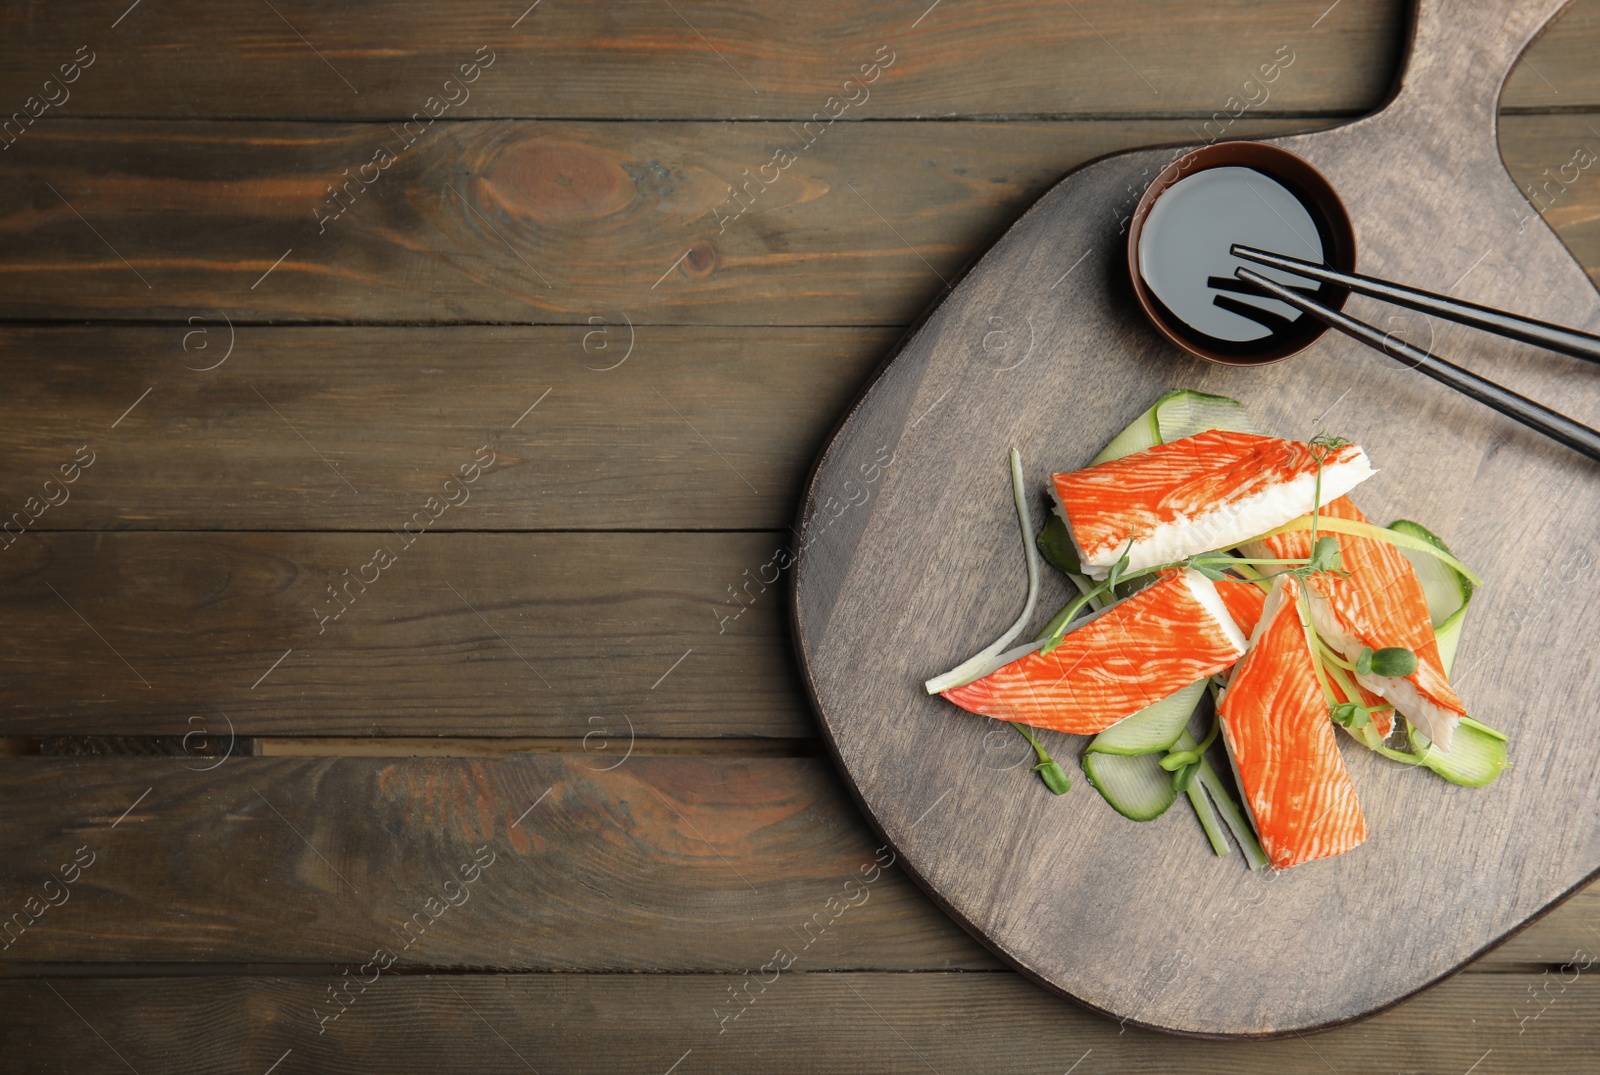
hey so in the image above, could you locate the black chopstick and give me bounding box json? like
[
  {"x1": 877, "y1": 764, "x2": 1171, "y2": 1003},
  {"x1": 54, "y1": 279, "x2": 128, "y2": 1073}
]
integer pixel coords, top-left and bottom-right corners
[
  {"x1": 1231, "y1": 244, "x2": 1600, "y2": 365},
  {"x1": 1211, "y1": 294, "x2": 1300, "y2": 335},
  {"x1": 1205, "y1": 274, "x2": 1318, "y2": 299},
  {"x1": 1234, "y1": 267, "x2": 1600, "y2": 464}
]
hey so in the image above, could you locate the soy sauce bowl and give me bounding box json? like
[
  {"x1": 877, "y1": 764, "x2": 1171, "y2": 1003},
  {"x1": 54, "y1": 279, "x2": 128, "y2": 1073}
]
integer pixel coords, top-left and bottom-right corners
[{"x1": 1126, "y1": 141, "x2": 1357, "y2": 367}]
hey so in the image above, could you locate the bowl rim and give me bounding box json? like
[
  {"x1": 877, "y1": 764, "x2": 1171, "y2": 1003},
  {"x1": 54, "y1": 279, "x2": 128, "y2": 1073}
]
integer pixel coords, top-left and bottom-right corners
[{"x1": 1125, "y1": 140, "x2": 1358, "y2": 367}]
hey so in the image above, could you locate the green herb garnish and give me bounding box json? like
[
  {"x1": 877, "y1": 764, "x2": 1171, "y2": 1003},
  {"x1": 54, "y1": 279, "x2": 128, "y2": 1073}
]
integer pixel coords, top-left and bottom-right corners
[
  {"x1": 1035, "y1": 514, "x2": 1082, "y2": 575},
  {"x1": 1160, "y1": 715, "x2": 1220, "y2": 773},
  {"x1": 1037, "y1": 541, "x2": 1133, "y2": 653},
  {"x1": 1329, "y1": 701, "x2": 1372, "y2": 730},
  {"x1": 1356, "y1": 646, "x2": 1418, "y2": 678},
  {"x1": 1013, "y1": 723, "x2": 1071, "y2": 794}
]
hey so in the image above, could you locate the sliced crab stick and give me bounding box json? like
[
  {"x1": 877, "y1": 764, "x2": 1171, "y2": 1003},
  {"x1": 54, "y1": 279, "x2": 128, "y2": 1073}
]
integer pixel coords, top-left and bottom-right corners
[
  {"x1": 1214, "y1": 576, "x2": 1268, "y2": 638},
  {"x1": 1052, "y1": 430, "x2": 1374, "y2": 579},
  {"x1": 941, "y1": 569, "x2": 1247, "y2": 735},
  {"x1": 1219, "y1": 576, "x2": 1369, "y2": 870},
  {"x1": 1241, "y1": 496, "x2": 1463, "y2": 750}
]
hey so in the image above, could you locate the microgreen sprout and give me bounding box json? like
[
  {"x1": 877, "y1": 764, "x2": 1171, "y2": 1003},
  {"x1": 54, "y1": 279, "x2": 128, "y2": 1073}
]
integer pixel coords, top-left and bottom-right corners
[
  {"x1": 1160, "y1": 718, "x2": 1218, "y2": 772},
  {"x1": 1011, "y1": 723, "x2": 1071, "y2": 794},
  {"x1": 1302, "y1": 596, "x2": 1385, "y2": 731},
  {"x1": 1104, "y1": 539, "x2": 1134, "y2": 592},
  {"x1": 1306, "y1": 432, "x2": 1350, "y2": 545},
  {"x1": 1184, "y1": 550, "x2": 1301, "y2": 581},
  {"x1": 1037, "y1": 541, "x2": 1133, "y2": 653},
  {"x1": 1160, "y1": 712, "x2": 1221, "y2": 793},
  {"x1": 1293, "y1": 584, "x2": 1343, "y2": 718},
  {"x1": 1329, "y1": 701, "x2": 1372, "y2": 730},
  {"x1": 1356, "y1": 646, "x2": 1418, "y2": 678},
  {"x1": 1037, "y1": 537, "x2": 1349, "y2": 653}
]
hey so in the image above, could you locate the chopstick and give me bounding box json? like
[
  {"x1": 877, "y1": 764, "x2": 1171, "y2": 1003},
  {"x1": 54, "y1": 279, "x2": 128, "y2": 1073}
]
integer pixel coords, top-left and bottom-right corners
[
  {"x1": 1231, "y1": 244, "x2": 1600, "y2": 365},
  {"x1": 1233, "y1": 267, "x2": 1600, "y2": 464}
]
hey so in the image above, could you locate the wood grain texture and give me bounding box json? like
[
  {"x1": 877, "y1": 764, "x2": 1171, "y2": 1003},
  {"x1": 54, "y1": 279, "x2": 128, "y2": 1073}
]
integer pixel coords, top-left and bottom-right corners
[
  {"x1": 0, "y1": 0, "x2": 1411, "y2": 119},
  {"x1": 0, "y1": 117, "x2": 1327, "y2": 325},
  {"x1": 0, "y1": 756, "x2": 990, "y2": 970},
  {"x1": 0, "y1": 115, "x2": 1592, "y2": 326},
  {"x1": 0, "y1": 0, "x2": 1581, "y2": 120},
  {"x1": 0, "y1": 755, "x2": 1591, "y2": 972},
  {"x1": 252, "y1": 736, "x2": 820, "y2": 758},
  {"x1": 0, "y1": 532, "x2": 808, "y2": 737},
  {"x1": 0, "y1": 0, "x2": 1597, "y2": 1063},
  {"x1": 0, "y1": 326, "x2": 885, "y2": 531},
  {"x1": 794, "y1": 0, "x2": 1600, "y2": 1037},
  {"x1": 2, "y1": 970, "x2": 1598, "y2": 1074},
  {"x1": 1500, "y1": 112, "x2": 1600, "y2": 269}
]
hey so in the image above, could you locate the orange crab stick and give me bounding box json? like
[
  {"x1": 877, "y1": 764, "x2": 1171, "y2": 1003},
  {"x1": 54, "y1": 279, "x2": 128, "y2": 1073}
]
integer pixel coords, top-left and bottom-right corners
[
  {"x1": 941, "y1": 569, "x2": 1248, "y2": 735},
  {"x1": 1052, "y1": 430, "x2": 1374, "y2": 579},
  {"x1": 1241, "y1": 496, "x2": 1464, "y2": 750},
  {"x1": 1214, "y1": 576, "x2": 1267, "y2": 637},
  {"x1": 1219, "y1": 576, "x2": 1369, "y2": 870}
]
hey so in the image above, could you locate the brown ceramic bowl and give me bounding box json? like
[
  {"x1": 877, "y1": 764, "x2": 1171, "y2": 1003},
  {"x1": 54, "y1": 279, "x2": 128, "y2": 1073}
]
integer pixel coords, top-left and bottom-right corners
[{"x1": 1126, "y1": 141, "x2": 1357, "y2": 366}]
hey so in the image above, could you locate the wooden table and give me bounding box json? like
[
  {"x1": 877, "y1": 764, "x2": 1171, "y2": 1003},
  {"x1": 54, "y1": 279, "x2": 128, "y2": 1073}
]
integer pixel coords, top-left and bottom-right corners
[{"x1": 1, "y1": 2, "x2": 1597, "y2": 1070}]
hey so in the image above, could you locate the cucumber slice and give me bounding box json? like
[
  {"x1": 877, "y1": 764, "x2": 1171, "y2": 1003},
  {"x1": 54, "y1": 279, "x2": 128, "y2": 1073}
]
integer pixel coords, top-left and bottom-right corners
[
  {"x1": 1388, "y1": 519, "x2": 1473, "y2": 627},
  {"x1": 1036, "y1": 512, "x2": 1118, "y2": 609},
  {"x1": 1434, "y1": 605, "x2": 1466, "y2": 676},
  {"x1": 1412, "y1": 588, "x2": 1506, "y2": 785},
  {"x1": 1088, "y1": 389, "x2": 1257, "y2": 466},
  {"x1": 1197, "y1": 762, "x2": 1270, "y2": 870},
  {"x1": 1081, "y1": 750, "x2": 1177, "y2": 821},
  {"x1": 1085, "y1": 679, "x2": 1208, "y2": 756},
  {"x1": 1036, "y1": 514, "x2": 1082, "y2": 574},
  {"x1": 1089, "y1": 401, "x2": 1162, "y2": 464},
  {"x1": 1186, "y1": 776, "x2": 1230, "y2": 856},
  {"x1": 1171, "y1": 730, "x2": 1232, "y2": 856},
  {"x1": 1154, "y1": 389, "x2": 1259, "y2": 443},
  {"x1": 1409, "y1": 720, "x2": 1508, "y2": 787},
  {"x1": 1461, "y1": 715, "x2": 1509, "y2": 742}
]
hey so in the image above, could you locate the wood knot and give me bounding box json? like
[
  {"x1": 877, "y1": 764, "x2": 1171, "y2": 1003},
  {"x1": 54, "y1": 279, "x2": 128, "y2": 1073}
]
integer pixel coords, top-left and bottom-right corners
[
  {"x1": 482, "y1": 139, "x2": 633, "y2": 226},
  {"x1": 680, "y1": 241, "x2": 719, "y2": 280}
]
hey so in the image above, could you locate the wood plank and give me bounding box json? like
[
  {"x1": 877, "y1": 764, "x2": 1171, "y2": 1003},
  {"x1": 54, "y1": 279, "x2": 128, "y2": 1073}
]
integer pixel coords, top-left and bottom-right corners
[
  {"x1": 1508, "y1": 0, "x2": 1600, "y2": 109},
  {"x1": 0, "y1": 532, "x2": 809, "y2": 737},
  {"x1": 0, "y1": 756, "x2": 992, "y2": 970},
  {"x1": 1498, "y1": 884, "x2": 1600, "y2": 967},
  {"x1": 0, "y1": 326, "x2": 884, "y2": 531},
  {"x1": 0, "y1": 756, "x2": 1593, "y2": 973},
  {"x1": 0, "y1": 117, "x2": 1319, "y2": 325},
  {"x1": 5, "y1": 734, "x2": 818, "y2": 759},
  {"x1": 793, "y1": 0, "x2": 1600, "y2": 1036},
  {"x1": 2, "y1": 969, "x2": 1598, "y2": 1070},
  {"x1": 2, "y1": 0, "x2": 1591, "y2": 119},
  {"x1": 0, "y1": 0, "x2": 1413, "y2": 120},
  {"x1": 0, "y1": 114, "x2": 1591, "y2": 327},
  {"x1": 1499, "y1": 112, "x2": 1600, "y2": 273},
  {"x1": 0, "y1": 124, "x2": 1587, "y2": 539},
  {"x1": 254, "y1": 737, "x2": 820, "y2": 758}
]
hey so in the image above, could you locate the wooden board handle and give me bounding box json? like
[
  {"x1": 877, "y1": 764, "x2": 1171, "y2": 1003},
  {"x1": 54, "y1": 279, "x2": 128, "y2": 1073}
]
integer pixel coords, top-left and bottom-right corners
[{"x1": 1389, "y1": 0, "x2": 1572, "y2": 123}]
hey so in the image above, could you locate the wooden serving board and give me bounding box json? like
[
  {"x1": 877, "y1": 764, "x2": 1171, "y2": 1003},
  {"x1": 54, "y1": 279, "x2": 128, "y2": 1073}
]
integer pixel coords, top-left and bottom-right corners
[{"x1": 792, "y1": 0, "x2": 1600, "y2": 1038}]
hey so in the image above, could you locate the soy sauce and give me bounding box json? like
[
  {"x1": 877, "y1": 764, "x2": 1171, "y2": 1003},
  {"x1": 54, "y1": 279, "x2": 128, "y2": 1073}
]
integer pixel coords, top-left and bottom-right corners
[{"x1": 1137, "y1": 166, "x2": 1334, "y2": 357}]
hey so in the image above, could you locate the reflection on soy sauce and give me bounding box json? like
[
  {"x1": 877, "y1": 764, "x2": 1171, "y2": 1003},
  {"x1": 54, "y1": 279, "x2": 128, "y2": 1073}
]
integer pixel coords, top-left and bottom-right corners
[{"x1": 1137, "y1": 165, "x2": 1336, "y2": 358}]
